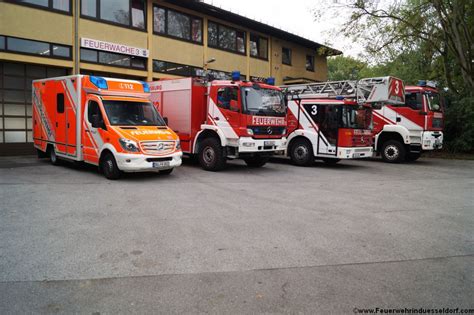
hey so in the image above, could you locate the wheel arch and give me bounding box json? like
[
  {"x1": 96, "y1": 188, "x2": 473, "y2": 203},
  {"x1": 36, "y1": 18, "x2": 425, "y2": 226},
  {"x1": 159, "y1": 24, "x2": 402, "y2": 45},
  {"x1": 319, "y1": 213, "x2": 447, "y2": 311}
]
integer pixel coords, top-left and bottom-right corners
[
  {"x1": 193, "y1": 128, "x2": 224, "y2": 154},
  {"x1": 375, "y1": 131, "x2": 406, "y2": 152}
]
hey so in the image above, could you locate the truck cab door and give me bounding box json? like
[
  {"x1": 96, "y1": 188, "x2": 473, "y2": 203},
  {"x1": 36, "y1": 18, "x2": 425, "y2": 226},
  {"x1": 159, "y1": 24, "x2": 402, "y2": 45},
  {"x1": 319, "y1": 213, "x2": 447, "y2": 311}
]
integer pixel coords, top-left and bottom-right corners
[
  {"x1": 83, "y1": 95, "x2": 106, "y2": 165},
  {"x1": 209, "y1": 86, "x2": 240, "y2": 140},
  {"x1": 389, "y1": 92, "x2": 425, "y2": 131}
]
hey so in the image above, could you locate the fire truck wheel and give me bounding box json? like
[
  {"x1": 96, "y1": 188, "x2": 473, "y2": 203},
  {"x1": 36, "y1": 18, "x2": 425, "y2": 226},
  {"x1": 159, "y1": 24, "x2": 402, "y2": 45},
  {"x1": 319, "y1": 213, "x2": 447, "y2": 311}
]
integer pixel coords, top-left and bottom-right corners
[
  {"x1": 381, "y1": 140, "x2": 406, "y2": 163},
  {"x1": 159, "y1": 168, "x2": 174, "y2": 175},
  {"x1": 405, "y1": 152, "x2": 421, "y2": 162},
  {"x1": 48, "y1": 146, "x2": 60, "y2": 166},
  {"x1": 198, "y1": 138, "x2": 227, "y2": 171},
  {"x1": 100, "y1": 152, "x2": 121, "y2": 180},
  {"x1": 322, "y1": 158, "x2": 341, "y2": 165},
  {"x1": 289, "y1": 138, "x2": 314, "y2": 166},
  {"x1": 244, "y1": 156, "x2": 269, "y2": 167}
]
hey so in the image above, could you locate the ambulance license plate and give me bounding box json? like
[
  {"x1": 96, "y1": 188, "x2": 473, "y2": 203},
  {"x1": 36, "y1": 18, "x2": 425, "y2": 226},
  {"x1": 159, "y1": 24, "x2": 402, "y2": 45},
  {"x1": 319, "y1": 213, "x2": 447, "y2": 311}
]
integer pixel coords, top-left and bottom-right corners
[
  {"x1": 153, "y1": 161, "x2": 170, "y2": 168},
  {"x1": 264, "y1": 141, "x2": 275, "y2": 147}
]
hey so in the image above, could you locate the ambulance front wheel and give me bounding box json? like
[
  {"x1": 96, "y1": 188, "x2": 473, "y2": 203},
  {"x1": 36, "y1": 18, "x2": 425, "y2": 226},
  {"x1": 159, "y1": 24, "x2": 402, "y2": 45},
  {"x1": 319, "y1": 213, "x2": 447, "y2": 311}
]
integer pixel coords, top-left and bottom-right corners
[
  {"x1": 198, "y1": 138, "x2": 227, "y2": 171},
  {"x1": 100, "y1": 152, "x2": 121, "y2": 180},
  {"x1": 289, "y1": 138, "x2": 314, "y2": 166}
]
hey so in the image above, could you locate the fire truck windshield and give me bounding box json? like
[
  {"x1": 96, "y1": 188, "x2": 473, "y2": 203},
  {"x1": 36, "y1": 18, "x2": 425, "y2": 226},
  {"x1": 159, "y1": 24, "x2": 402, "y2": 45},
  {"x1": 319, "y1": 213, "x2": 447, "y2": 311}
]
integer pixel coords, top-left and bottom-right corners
[
  {"x1": 340, "y1": 106, "x2": 372, "y2": 129},
  {"x1": 102, "y1": 100, "x2": 166, "y2": 126},
  {"x1": 241, "y1": 87, "x2": 286, "y2": 117},
  {"x1": 426, "y1": 92, "x2": 442, "y2": 112}
]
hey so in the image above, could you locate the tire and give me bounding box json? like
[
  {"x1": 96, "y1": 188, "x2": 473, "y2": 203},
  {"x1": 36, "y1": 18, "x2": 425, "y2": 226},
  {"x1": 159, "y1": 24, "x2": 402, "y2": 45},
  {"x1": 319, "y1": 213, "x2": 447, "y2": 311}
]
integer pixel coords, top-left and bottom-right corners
[
  {"x1": 406, "y1": 152, "x2": 421, "y2": 162},
  {"x1": 289, "y1": 138, "x2": 314, "y2": 166},
  {"x1": 322, "y1": 158, "x2": 340, "y2": 165},
  {"x1": 381, "y1": 140, "x2": 406, "y2": 163},
  {"x1": 244, "y1": 156, "x2": 269, "y2": 168},
  {"x1": 100, "y1": 152, "x2": 121, "y2": 180},
  {"x1": 48, "y1": 146, "x2": 60, "y2": 165},
  {"x1": 198, "y1": 138, "x2": 227, "y2": 171},
  {"x1": 159, "y1": 168, "x2": 174, "y2": 175}
]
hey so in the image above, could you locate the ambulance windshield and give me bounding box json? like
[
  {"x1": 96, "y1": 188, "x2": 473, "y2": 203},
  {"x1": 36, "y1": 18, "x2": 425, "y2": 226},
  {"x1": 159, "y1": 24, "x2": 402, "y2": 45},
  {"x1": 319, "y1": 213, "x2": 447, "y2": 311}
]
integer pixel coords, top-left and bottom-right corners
[
  {"x1": 103, "y1": 100, "x2": 166, "y2": 126},
  {"x1": 241, "y1": 87, "x2": 286, "y2": 117}
]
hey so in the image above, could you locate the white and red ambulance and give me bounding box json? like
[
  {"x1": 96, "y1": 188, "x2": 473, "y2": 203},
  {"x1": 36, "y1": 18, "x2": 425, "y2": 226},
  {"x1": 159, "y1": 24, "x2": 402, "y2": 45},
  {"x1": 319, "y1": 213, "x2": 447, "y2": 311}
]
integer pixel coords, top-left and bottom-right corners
[
  {"x1": 149, "y1": 73, "x2": 287, "y2": 171},
  {"x1": 33, "y1": 75, "x2": 182, "y2": 179}
]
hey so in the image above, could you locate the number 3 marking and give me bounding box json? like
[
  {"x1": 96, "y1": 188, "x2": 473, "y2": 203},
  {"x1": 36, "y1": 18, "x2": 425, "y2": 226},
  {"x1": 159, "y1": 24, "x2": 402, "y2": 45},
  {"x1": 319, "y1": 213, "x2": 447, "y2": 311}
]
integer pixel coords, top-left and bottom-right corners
[
  {"x1": 311, "y1": 105, "x2": 318, "y2": 115},
  {"x1": 394, "y1": 81, "x2": 400, "y2": 94}
]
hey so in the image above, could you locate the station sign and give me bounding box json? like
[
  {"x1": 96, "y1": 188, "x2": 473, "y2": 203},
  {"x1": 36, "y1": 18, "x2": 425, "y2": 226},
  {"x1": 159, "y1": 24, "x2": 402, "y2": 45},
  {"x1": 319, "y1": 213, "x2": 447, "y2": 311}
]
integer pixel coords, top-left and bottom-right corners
[{"x1": 81, "y1": 38, "x2": 149, "y2": 58}]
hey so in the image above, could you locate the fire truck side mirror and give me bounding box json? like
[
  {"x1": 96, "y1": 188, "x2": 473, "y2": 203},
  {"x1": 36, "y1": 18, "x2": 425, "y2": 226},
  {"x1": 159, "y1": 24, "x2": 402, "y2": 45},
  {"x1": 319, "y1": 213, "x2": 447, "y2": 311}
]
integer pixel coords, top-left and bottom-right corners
[{"x1": 230, "y1": 100, "x2": 240, "y2": 112}]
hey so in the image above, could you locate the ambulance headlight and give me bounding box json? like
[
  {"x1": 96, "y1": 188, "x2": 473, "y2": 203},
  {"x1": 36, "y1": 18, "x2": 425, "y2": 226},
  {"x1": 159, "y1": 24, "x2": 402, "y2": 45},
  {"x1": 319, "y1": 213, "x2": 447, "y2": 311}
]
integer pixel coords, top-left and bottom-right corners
[
  {"x1": 119, "y1": 138, "x2": 139, "y2": 152},
  {"x1": 246, "y1": 128, "x2": 254, "y2": 135},
  {"x1": 175, "y1": 139, "x2": 181, "y2": 150}
]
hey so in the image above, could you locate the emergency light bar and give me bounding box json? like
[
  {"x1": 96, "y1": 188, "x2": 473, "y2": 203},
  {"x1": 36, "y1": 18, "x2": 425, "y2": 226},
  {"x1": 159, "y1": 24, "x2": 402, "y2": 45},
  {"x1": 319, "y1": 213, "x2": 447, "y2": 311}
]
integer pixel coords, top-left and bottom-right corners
[
  {"x1": 90, "y1": 76, "x2": 108, "y2": 89},
  {"x1": 232, "y1": 71, "x2": 241, "y2": 81}
]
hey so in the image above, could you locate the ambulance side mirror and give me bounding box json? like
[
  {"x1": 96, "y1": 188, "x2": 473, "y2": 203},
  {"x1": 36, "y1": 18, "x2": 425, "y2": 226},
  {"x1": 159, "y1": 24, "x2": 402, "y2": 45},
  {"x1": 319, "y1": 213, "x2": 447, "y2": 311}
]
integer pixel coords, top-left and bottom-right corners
[{"x1": 91, "y1": 114, "x2": 101, "y2": 129}]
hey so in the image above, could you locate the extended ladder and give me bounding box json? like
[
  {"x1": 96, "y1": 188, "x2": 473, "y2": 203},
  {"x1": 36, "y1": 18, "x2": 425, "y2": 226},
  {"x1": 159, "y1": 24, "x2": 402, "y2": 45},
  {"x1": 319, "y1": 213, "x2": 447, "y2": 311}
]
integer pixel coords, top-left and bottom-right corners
[{"x1": 281, "y1": 76, "x2": 405, "y2": 105}]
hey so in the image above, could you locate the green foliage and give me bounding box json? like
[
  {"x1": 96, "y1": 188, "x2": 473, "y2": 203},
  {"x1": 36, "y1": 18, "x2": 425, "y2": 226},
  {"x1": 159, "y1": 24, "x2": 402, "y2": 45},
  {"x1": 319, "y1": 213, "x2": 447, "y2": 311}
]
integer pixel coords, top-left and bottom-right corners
[{"x1": 444, "y1": 97, "x2": 474, "y2": 153}]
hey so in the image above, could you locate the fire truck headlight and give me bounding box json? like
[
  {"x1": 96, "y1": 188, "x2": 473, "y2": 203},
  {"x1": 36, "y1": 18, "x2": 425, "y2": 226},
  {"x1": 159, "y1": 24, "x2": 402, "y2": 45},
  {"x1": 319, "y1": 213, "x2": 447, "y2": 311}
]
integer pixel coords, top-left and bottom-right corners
[
  {"x1": 119, "y1": 138, "x2": 139, "y2": 152},
  {"x1": 175, "y1": 139, "x2": 181, "y2": 150},
  {"x1": 246, "y1": 128, "x2": 254, "y2": 135},
  {"x1": 282, "y1": 128, "x2": 286, "y2": 135}
]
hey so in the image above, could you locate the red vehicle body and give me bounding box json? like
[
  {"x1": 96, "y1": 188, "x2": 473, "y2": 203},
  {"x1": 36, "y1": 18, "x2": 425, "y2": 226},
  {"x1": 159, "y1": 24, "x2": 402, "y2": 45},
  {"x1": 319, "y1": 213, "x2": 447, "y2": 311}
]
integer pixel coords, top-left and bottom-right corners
[
  {"x1": 149, "y1": 76, "x2": 287, "y2": 171},
  {"x1": 282, "y1": 77, "x2": 405, "y2": 166},
  {"x1": 373, "y1": 81, "x2": 444, "y2": 162}
]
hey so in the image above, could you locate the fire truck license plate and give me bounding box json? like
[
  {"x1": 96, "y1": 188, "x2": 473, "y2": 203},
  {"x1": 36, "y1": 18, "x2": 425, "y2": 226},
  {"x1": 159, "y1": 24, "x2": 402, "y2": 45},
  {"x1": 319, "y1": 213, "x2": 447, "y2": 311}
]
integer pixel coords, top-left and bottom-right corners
[
  {"x1": 153, "y1": 161, "x2": 170, "y2": 168},
  {"x1": 264, "y1": 141, "x2": 275, "y2": 146}
]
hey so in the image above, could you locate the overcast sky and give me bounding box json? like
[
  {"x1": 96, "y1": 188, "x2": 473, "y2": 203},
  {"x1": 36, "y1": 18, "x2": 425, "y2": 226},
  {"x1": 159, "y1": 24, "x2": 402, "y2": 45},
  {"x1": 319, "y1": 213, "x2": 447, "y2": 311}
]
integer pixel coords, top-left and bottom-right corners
[{"x1": 206, "y1": 0, "x2": 364, "y2": 57}]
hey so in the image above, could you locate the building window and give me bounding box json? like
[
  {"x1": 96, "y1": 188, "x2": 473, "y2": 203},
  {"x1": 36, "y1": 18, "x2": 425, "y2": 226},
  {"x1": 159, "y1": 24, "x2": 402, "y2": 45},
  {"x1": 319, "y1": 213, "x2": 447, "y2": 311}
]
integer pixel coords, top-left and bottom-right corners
[
  {"x1": 282, "y1": 47, "x2": 292, "y2": 65},
  {"x1": 153, "y1": 6, "x2": 203, "y2": 43},
  {"x1": 81, "y1": 0, "x2": 146, "y2": 30},
  {"x1": 1, "y1": 36, "x2": 71, "y2": 60},
  {"x1": 153, "y1": 60, "x2": 203, "y2": 77},
  {"x1": 250, "y1": 34, "x2": 268, "y2": 60},
  {"x1": 80, "y1": 48, "x2": 147, "y2": 70},
  {"x1": 6, "y1": 0, "x2": 71, "y2": 14},
  {"x1": 306, "y1": 55, "x2": 314, "y2": 72},
  {"x1": 208, "y1": 21, "x2": 246, "y2": 54}
]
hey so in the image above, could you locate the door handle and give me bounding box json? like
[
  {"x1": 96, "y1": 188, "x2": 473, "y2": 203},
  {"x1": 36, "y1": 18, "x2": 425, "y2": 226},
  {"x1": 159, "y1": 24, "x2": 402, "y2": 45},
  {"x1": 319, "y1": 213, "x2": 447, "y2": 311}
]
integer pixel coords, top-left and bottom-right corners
[
  {"x1": 396, "y1": 117, "x2": 401, "y2": 122},
  {"x1": 214, "y1": 117, "x2": 220, "y2": 121},
  {"x1": 56, "y1": 122, "x2": 58, "y2": 127},
  {"x1": 85, "y1": 130, "x2": 90, "y2": 133},
  {"x1": 67, "y1": 123, "x2": 70, "y2": 128}
]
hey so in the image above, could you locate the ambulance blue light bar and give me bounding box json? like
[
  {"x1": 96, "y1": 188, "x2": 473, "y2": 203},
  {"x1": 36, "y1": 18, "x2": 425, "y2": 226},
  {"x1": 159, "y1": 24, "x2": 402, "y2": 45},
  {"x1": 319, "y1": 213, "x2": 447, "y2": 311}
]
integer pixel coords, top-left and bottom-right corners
[
  {"x1": 141, "y1": 81, "x2": 150, "y2": 93},
  {"x1": 232, "y1": 71, "x2": 241, "y2": 81},
  {"x1": 266, "y1": 77, "x2": 275, "y2": 85},
  {"x1": 90, "y1": 76, "x2": 108, "y2": 89}
]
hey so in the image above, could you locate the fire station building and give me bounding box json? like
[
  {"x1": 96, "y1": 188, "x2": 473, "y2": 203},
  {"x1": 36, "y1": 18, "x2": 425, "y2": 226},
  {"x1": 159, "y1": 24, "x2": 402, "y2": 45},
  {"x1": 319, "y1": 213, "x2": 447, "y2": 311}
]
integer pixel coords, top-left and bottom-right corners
[{"x1": 0, "y1": 0, "x2": 340, "y2": 155}]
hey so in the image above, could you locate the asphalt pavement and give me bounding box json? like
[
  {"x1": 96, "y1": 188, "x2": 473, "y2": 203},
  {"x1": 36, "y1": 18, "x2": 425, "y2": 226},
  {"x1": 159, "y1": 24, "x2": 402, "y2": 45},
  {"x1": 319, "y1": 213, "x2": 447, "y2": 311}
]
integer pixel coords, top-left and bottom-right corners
[{"x1": 0, "y1": 155, "x2": 472, "y2": 314}]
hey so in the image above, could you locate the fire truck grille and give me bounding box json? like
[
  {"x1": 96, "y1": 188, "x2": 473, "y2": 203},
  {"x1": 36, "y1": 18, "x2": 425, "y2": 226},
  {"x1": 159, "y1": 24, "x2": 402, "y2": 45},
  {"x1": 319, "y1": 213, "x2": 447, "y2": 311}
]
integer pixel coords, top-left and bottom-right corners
[
  {"x1": 140, "y1": 141, "x2": 175, "y2": 155},
  {"x1": 249, "y1": 126, "x2": 286, "y2": 135}
]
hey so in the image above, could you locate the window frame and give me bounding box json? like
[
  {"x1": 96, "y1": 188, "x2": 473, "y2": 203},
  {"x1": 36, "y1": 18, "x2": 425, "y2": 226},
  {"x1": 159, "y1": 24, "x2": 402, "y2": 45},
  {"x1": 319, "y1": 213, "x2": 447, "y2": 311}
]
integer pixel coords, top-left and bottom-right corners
[
  {"x1": 80, "y1": 48, "x2": 147, "y2": 71},
  {"x1": 56, "y1": 93, "x2": 65, "y2": 114},
  {"x1": 4, "y1": 0, "x2": 72, "y2": 16},
  {"x1": 152, "y1": 5, "x2": 203, "y2": 45},
  {"x1": 153, "y1": 59, "x2": 203, "y2": 77},
  {"x1": 80, "y1": 0, "x2": 147, "y2": 32},
  {"x1": 1, "y1": 35, "x2": 72, "y2": 61},
  {"x1": 208, "y1": 21, "x2": 247, "y2": 56},
  {"x1": 249, "y1": 33, "x2": 269, "y2": 61},
  {"x1": 282, "y1": 47, "x2": 292, "y2": 66},
  {"x1": 306, "y1": 54, "x2": 315, "y2": 72}
]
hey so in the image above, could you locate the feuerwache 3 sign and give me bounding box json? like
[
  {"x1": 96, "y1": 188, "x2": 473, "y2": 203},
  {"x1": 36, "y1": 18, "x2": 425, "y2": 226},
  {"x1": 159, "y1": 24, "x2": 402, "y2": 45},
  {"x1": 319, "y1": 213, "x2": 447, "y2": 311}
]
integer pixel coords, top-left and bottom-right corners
[{"x1": 80, "y1": 38, "x2": 149, "y2": 58}]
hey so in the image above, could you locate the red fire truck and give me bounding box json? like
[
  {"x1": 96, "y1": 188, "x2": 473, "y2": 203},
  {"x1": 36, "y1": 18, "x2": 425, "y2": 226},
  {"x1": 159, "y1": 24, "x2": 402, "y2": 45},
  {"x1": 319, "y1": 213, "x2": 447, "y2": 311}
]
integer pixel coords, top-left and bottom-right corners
[
  {"x1": 149, "y1": 73, "x2": 287, "y2": 171},
  {"x1": 373, "y1": 80, "x2": 444, "y2": 163},
  {"x1": 281, "y1": 77, "x2": 405, "y2": 166}
]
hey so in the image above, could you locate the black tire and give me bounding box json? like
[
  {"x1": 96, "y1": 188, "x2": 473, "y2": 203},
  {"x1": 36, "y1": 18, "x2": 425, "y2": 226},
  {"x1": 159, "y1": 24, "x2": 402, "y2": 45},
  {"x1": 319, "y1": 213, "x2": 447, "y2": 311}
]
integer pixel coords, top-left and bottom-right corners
[
  {"x1": 381, "y1": 140, "x2": 406, "y2": 163},
  {"x1": 244, "y1": 155, "x2": 269, "y2": 168},
  {"x1": 100, "y1": 152, "x2": 121, "y2": 180},
  {"x1": 322, "y1": 158, "x2": 341, "y2": 165},
  {"x1": 406, "y1": 152, "x2": 421, "y2": 162},
  {"x1": 289, "y1": 138, "x2": 314, "y2": 166},
  {"x1": 159, "y1": 168, "x2": 174, "y2": 175},
  {"x1": 48, "y1": 146, "x2": 60, "y2": 165},
  {"x1": 198, "y1": 138, "x2": 227, "y2": 171}
]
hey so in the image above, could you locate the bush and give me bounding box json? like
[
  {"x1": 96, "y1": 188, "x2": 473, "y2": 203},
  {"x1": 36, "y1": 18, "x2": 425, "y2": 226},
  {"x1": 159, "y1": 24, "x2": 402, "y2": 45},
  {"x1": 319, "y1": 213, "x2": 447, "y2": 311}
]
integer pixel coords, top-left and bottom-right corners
[{"x1": 444, "y1": 96, "x2": 474, "y2": 153}]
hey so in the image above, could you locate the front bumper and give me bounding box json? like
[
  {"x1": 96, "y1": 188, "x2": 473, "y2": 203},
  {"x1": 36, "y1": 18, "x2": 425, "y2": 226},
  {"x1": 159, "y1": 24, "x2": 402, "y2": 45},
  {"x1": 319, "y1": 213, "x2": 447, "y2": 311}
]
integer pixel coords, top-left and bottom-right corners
[
  {"x1": 115, "y1": 151, "x2": 182, "y2": 172},
  {"x1": 237, "y1": 137, "x2": 287, "y2": 154},
  {"x1": 422, "y1": 131, "x2": 443, "y2": 150},
  {"x1": 337, "y1": 146, "x2": 373, "y2": 159}
]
